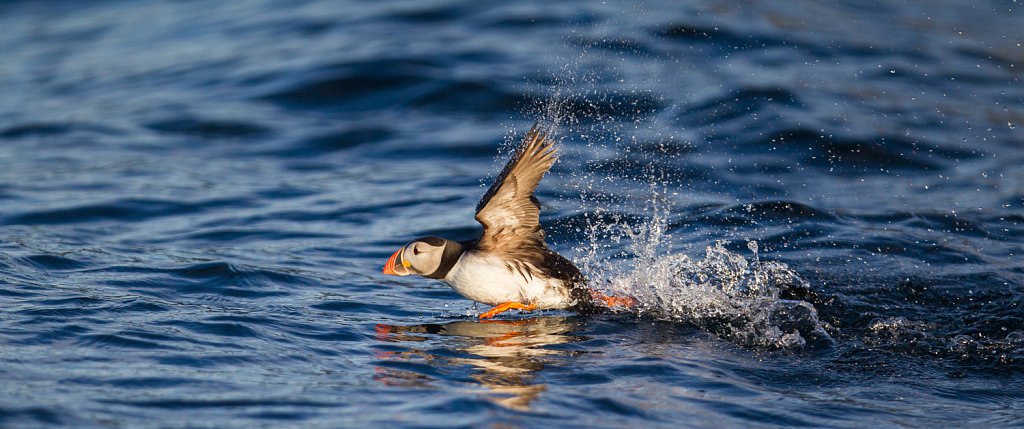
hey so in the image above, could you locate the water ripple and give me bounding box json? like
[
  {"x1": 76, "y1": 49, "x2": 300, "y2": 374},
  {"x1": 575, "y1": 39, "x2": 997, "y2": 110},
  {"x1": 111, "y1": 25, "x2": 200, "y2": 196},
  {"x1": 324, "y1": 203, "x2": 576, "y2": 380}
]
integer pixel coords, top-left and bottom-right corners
[{"x1": 1, "y1": 0, "x2": 1022, "y2": 427}]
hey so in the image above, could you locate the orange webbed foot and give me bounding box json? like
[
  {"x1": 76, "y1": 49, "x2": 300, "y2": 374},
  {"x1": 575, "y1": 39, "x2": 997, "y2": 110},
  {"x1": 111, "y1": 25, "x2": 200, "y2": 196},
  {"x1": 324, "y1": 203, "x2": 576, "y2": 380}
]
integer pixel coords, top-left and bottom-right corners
[
  {"x1": 591, "y1": 290, "x2": 637, "y2": 308},
  {"x1": 479, "y1": 302, "x2": 537, "y2": 319}
]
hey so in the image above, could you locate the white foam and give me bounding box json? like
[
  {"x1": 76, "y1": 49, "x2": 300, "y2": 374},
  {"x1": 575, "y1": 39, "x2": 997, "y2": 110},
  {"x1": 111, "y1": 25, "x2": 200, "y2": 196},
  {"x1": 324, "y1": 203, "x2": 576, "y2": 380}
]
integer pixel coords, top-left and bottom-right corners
[{"x1": 575, "y1": 202, "x2": 833, "y2": 349}]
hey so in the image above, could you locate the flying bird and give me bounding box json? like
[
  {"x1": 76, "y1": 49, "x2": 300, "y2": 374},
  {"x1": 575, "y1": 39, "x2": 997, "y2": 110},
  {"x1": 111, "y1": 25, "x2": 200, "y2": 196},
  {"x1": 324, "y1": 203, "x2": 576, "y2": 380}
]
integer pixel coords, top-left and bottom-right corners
[{"x1": 382, "y1": 123, "x2": 635, "y2": 318}]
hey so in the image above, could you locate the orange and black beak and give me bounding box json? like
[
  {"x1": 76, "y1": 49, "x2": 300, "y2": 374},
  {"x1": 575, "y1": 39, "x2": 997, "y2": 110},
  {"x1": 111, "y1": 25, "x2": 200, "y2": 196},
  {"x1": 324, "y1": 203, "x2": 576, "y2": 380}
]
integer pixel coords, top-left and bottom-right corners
[{"x1": 382, "y1": 247, "x2": 411, "y2": 276}]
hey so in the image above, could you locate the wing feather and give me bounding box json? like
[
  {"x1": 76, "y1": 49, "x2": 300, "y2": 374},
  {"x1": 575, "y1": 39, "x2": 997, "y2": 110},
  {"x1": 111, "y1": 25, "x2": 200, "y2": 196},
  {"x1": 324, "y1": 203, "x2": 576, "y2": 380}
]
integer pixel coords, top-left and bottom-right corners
[{"x1": 475, "y1": 123, "x2": 558, "y2": 252}]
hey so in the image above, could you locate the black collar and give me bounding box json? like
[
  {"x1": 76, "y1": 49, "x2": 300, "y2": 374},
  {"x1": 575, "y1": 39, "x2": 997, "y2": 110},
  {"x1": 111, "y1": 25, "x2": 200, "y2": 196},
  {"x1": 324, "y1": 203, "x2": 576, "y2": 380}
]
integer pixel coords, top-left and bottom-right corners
[{"x1": 424, "y1": 240, "x2": 465, "y2": 279}]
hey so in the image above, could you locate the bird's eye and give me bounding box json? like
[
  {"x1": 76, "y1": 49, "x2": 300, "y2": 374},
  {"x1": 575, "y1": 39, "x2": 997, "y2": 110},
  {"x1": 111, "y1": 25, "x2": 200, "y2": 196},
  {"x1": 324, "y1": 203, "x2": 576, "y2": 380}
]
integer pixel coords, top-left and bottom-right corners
[{"x1": 413, "y1": 246, "x2": 420, "y2": 255}]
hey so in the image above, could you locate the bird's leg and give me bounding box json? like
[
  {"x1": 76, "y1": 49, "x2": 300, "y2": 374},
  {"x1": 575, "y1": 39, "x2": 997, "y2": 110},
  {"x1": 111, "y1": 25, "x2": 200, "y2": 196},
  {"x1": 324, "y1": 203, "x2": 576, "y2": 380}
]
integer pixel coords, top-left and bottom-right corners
[
  {"x1": 590, "y1": 289, "x2": 637, "y2": 308},
  {"x1": 478, "y1": 302, "x2": 537, "y2": 319}
]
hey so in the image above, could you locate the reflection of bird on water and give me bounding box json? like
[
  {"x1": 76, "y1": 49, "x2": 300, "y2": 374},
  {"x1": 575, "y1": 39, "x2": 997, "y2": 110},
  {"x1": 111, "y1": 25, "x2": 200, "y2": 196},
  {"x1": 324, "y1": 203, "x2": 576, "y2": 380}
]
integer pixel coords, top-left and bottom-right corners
[
  {"x1": 374, "y1": 316, "x2": 583, "y2": 411},
  {"x1": 381, "y1": 123, "x2": 634, "y2": 318}
]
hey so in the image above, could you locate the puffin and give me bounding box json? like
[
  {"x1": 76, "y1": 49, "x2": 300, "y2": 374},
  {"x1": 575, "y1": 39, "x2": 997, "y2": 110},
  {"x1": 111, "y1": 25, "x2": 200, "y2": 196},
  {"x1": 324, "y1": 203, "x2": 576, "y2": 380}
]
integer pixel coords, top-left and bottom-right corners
[{"x1": 382, "y1": 123, "x2": 635, "y2": 319}]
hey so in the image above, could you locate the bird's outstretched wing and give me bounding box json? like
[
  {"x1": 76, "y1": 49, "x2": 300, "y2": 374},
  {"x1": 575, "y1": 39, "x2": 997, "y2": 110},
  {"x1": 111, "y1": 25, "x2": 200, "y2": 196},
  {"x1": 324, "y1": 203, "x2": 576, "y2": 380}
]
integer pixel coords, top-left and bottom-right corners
[{"x1": 474, "y1": 123, "x2": 558, "y2": 253}]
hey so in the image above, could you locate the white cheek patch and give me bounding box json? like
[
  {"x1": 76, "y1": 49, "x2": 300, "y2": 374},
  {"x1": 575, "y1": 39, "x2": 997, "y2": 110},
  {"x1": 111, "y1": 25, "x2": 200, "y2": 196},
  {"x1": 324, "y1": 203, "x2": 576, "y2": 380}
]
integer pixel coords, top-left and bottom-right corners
[
  {"x1": 422, "y1": 249, "x2": 443, "y2": 274},
  {"x1": 406, "y1": 243, "x2": 444, "y2": 276}
]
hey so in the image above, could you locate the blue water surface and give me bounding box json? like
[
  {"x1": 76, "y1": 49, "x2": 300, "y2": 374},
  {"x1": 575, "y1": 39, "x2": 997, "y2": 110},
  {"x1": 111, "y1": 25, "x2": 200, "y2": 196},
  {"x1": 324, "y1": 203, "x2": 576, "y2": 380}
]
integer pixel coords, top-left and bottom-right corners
[{"x1": 1, "y1": 1, "x2": 1022, "y2": 427}]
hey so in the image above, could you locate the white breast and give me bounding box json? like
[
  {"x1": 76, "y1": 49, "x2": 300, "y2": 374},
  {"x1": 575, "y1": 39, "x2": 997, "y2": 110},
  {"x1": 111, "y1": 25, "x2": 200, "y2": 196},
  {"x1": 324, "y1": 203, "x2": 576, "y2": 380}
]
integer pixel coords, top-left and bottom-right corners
[{"x1": 442, "y1": 251, "x2": 570, "y2": 309}]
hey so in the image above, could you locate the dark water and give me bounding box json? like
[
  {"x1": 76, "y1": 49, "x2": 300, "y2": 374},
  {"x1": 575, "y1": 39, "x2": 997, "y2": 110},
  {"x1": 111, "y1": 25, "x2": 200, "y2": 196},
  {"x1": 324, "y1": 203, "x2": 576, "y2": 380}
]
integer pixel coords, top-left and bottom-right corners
[{"x1": 2, "y1": 0, "x2": 1023, "y2": 427}]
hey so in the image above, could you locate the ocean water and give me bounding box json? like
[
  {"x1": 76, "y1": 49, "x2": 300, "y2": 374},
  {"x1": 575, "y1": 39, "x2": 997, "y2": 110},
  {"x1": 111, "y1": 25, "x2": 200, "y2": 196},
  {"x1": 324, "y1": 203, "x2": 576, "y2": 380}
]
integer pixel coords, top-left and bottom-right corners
[{"x1": 1, "y1": 0, "x2": 1022, "y2": 427}]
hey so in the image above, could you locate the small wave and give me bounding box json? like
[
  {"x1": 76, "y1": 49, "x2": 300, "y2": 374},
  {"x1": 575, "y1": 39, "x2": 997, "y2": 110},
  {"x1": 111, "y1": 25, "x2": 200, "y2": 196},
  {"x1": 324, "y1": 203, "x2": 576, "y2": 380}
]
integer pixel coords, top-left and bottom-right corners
[
  {"x1": 3, "y1": 197, "x2": 252, "y2": 226},
  {"x1": 760, "y1": 128, "x2": 979, "y2": 172},
  {"x1": 77, "y1": 332, "x2": 174, "y2": 350},
  {"x1": 0, "y1": 122, "x2": 117, "y2": 139},
  {"x1": 100, "y1": 261, "x2": 307, "y2": 301},
  {"x1": 269, "y1": 126, "x2": 394, "y2": 158},
  {"x1": 146, "y1": 118, "x2": 271, "y2": 139},
  {"x1": 677, "y1": 87, "x2": 802, "y2": 126},
  {"x1": 18, "y1": 253, "x2": 87, "y2": 270},
  {"x1": 256, "y1": 58, "x2": 438, "y2": 109}
]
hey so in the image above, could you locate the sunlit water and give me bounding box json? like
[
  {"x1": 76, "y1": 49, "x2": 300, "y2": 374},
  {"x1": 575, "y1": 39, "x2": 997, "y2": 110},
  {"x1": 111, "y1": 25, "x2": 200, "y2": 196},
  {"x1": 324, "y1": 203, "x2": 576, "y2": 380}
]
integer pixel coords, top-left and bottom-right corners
[{"x1": 2, "y1": 1, "x2": 1023, "y2": 427}]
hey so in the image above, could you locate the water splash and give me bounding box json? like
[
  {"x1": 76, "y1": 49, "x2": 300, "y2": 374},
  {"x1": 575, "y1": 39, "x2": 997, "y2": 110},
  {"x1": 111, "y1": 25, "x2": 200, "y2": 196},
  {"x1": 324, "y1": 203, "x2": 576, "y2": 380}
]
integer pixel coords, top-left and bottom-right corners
[
  {"x1": 575, "y1": 199, "x2": 833, "y2": 349},
  {"x1": 528, "y1": 36, "x2": 831, "y2": 349},
  {"x1": 533, "y1": 96, "x2": 831, "y2": 348}
]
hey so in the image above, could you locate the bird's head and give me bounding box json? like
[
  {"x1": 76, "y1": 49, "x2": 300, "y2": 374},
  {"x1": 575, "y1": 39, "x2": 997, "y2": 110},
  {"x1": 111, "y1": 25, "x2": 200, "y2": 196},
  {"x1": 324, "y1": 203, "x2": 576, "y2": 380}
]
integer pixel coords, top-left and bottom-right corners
[{"x1": 382, "y1": 236, "x2": 462, "y2": 279}]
